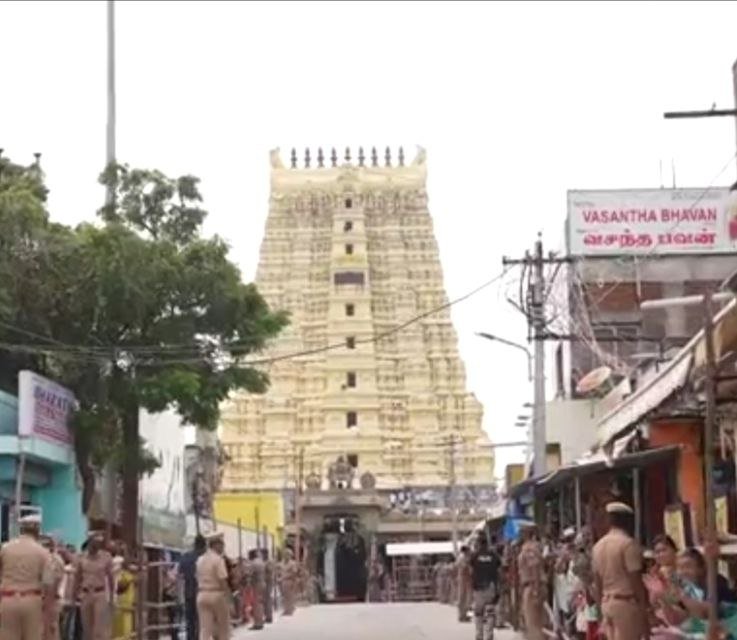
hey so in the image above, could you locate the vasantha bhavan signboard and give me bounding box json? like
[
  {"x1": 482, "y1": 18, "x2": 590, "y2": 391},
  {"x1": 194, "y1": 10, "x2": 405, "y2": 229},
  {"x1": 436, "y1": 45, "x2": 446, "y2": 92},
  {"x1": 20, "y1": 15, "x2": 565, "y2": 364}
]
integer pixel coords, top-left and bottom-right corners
[
  {"x1": 567, "y1": 187, "x2": 736, "y2": 256},
  {"x1": 18, "y1": 370, "x2": 76, "y2": 447}
]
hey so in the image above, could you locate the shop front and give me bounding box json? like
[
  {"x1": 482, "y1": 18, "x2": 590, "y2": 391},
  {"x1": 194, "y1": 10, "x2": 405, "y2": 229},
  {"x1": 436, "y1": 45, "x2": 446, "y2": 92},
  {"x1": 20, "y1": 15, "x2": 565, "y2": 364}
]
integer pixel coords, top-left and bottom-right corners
[{"x1": 0, "y1": 371, "x2": 85, "y2": 546}]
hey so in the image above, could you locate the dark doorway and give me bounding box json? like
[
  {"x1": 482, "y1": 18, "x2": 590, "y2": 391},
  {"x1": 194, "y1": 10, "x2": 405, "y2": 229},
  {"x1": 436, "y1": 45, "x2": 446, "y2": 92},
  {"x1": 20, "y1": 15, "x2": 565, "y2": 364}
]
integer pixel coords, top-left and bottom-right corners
[{"x1": 319, "y1": 515, "x2": 367, "y2": 602}]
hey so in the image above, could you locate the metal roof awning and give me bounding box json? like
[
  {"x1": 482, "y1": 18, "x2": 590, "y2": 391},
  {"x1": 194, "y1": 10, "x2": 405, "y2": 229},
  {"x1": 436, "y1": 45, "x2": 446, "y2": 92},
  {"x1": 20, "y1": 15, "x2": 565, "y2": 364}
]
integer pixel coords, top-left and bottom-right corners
[
  {"x1": 595, "y1": 353, "x2": 692, "y2": 447},
  {"x1": 596, "y1": 299, "x2": 737, "y2": 449},
  {"x1": 536, "y1": 444, "x2": 681, "y2": 492}
]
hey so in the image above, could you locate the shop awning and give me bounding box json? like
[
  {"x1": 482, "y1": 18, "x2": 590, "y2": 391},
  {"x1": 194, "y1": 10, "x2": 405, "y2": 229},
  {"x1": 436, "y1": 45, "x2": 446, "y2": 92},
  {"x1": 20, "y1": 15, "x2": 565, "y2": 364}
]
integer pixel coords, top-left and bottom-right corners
[
  {"x1": 535, "y1": 444, "x2": 681, "y2": 492},
  {"x1": 595, "y1": 354, "x2": 692, "y2": 447}
]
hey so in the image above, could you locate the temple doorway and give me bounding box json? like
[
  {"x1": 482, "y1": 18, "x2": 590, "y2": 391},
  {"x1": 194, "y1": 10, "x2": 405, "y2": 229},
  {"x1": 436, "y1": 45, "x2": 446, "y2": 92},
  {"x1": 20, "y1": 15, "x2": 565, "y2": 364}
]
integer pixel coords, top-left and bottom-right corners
[{"x1": 319, "y1": 514, "x2": 367, "y2": 602}]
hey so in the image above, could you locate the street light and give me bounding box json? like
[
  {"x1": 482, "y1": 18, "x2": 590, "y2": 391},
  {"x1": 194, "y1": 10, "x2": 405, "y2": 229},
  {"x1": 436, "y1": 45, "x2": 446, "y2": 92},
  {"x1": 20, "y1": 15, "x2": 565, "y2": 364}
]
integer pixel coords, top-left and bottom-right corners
[{"x1": 476, "y1": 332, "x2": 533, "y2": 381}]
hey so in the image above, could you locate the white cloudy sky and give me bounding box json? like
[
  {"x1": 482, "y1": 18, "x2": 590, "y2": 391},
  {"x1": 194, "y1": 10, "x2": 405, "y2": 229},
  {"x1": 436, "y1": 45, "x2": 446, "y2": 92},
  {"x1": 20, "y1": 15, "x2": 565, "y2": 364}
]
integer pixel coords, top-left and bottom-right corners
[{"x1": 2, "y1": 1, "x2": 736, "y2": 480}]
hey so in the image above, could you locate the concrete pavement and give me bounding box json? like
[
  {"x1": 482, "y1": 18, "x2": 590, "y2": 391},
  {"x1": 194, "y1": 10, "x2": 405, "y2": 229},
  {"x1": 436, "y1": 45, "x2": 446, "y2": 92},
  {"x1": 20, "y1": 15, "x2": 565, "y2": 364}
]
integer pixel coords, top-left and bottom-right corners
[{"x1": 232, "y1": 602, "x2": 520, "y2": 639}]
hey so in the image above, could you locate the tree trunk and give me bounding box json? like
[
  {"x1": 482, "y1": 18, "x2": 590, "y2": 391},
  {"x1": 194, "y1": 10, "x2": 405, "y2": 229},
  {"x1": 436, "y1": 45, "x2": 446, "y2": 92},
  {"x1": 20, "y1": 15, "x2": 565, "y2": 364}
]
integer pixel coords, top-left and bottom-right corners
[{"x1": 121, "y1": 404, "x2": 139, "y2": 549}]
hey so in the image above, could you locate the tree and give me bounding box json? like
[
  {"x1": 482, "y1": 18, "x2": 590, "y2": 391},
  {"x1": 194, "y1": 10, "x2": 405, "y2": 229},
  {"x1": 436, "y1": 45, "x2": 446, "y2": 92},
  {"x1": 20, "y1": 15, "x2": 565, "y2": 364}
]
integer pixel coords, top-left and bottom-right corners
[{"x1": 0, "y1": 156, "x2": 288, "y2": 546}]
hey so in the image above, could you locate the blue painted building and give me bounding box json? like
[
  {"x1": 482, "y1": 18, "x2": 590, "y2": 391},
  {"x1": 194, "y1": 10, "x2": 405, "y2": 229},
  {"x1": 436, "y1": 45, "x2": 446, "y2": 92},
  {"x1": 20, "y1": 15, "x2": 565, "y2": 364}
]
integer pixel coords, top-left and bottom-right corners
[{"x1": 0, "y1": 388, "x2": 86, "y2": 546}]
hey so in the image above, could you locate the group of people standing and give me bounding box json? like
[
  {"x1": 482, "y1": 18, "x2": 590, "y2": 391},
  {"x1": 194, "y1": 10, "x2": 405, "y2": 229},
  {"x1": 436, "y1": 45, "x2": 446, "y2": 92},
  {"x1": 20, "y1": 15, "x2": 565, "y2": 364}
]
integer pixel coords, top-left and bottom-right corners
[
  {"x1": 434, "y1": 535, "x2": 505, "y2": 640},
  {"x1": 0, "y1": 514, "x2": 134, "y2": 640},
  {"x1": 184, "y1": 531, "x2": 302, "y2": 639},
  {"x1": 492, "y1": 500, "x2": 737, "y2": 640},
  {"x1": 0, "y1": 516, "x2": 305, "y2": 640}
]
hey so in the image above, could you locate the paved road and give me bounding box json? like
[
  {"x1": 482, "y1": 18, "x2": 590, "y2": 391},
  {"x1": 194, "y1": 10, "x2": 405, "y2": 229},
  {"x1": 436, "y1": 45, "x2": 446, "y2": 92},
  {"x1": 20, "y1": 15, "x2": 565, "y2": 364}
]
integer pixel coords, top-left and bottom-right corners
[{"x1": 232, "y1": 602, "x2": 519, "y2": 639}]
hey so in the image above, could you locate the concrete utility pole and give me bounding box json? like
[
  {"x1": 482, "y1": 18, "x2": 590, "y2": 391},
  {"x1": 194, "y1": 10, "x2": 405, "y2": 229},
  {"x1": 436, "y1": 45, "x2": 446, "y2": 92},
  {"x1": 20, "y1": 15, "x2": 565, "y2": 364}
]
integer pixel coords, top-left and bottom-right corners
[
  {"x1": 531, "y1": 237, "x2": 547, "y2": 478},
  {"x1": 702, "y1": 291, "x2": 720, "y2": 635},
  {"x1": 448, "y1": 435, "x2": 458, "y2": 554},
  {"x1": 502, "y1": 237, "x2": 565, "y2": 479}
]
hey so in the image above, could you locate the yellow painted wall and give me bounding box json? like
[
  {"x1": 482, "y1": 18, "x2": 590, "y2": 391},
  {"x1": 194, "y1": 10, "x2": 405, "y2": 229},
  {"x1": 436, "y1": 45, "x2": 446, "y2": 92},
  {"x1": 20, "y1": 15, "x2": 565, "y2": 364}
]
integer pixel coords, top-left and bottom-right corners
[
  {"x1": 214, "y1": 492, "x2": 285, "y2": 541},
  {"x1": 505, "y1": 464, "x2": 525, "y2": 489}
]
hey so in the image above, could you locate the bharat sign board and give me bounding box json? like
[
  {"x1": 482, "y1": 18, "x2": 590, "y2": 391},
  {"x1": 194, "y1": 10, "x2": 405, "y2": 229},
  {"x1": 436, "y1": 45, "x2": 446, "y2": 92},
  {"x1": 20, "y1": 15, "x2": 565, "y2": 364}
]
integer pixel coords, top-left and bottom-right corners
[
  {"x1": 567, "y1": 187, "x2": 736, "y2": 256},
  {"x1": 18, "y1": 370, "x2": 76, "y2": 447}
]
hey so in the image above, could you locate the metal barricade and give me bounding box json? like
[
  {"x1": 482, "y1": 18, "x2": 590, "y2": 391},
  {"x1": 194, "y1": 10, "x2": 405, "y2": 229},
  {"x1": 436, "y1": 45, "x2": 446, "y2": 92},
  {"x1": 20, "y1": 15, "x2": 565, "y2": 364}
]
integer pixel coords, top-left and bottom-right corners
[{"x1": 139, "y1": 558, "x2": 183, "y2": 640}]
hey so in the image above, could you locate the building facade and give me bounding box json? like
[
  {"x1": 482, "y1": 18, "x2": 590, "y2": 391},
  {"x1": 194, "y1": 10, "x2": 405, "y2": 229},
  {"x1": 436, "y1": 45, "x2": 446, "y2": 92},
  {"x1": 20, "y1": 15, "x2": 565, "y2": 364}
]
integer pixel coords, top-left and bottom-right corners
[
  {"x1": 556, "y1": 186, "x2": 736, "y2": 399},
  {"x1": 220, "y1": 147, "x2": 493, "y2": 492},
  {"x1": 0, "y1": 372, "x2": 85, "y2": 546}
]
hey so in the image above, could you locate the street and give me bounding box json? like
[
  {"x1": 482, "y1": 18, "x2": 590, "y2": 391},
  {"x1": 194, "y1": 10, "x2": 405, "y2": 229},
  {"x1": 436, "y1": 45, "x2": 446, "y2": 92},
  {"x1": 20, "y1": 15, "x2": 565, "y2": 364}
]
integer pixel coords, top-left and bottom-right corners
[{"x1": 233, "y1": 602, "x2": 519, "y2": 640}]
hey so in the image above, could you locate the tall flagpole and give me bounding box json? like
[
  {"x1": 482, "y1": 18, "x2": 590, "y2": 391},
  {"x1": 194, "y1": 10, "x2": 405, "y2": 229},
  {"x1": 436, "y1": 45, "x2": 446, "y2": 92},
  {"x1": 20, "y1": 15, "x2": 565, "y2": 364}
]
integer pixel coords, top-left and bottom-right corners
[
  {"x1": 105, "y1": 0, "x2": 117, "y2": 541},
  {"x1": 106, "y1": 0, "x2": 116, "y2": 204}
]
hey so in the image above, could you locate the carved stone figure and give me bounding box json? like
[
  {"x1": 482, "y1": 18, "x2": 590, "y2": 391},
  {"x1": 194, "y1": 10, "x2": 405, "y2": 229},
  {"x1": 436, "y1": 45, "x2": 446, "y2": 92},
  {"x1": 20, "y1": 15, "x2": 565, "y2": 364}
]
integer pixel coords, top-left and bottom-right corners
[
  {"x1": 360, "y1": 471, "x2": 376, "y2": 490},
  {"x1": 305, "y1": 472, "x2": 321, "y2": 491},
  {"x1": 270, "y1": 148, "x2": 284, "y2": 169},
  {"x1": 327, "y1": 456, "x2": 355, "y2": 489}
]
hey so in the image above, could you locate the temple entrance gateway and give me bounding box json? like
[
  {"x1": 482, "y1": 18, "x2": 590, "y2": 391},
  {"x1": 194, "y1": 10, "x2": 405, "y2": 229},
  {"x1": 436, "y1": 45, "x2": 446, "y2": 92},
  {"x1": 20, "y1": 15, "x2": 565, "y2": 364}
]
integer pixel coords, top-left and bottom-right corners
[{"x1": 319, "y1": 514, "x2": 367, "y2": 602}]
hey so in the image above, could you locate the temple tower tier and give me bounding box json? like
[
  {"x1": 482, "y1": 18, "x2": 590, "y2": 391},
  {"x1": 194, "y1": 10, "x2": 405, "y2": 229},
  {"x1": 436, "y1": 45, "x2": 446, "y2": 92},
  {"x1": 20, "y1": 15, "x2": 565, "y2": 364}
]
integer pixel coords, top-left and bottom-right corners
[{"x1": 220, "y1": 147, "x2": 493, "y2": 490}]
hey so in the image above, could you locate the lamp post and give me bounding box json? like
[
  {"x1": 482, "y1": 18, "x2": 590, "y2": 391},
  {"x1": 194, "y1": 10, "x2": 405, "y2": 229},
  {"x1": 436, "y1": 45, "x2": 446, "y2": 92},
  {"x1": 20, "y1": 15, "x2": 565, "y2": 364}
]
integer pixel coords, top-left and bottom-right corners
[
  {"x1": 477, "y1": 332, "x2": 545, "y2": 476},
  {"x1": 475, "y1": 332, "x2": 533, "y2": 381}
]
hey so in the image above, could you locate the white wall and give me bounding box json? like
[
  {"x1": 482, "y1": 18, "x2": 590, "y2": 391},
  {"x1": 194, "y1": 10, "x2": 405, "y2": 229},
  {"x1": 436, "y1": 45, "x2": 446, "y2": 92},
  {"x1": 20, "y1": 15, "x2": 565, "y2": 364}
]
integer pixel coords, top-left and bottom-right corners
[
  {"x1": 545, "y1": 399, "x2": 604, "y2": 465},
  {"x1": 139, "y1": 409, "x2": 186, "y2": 516}
]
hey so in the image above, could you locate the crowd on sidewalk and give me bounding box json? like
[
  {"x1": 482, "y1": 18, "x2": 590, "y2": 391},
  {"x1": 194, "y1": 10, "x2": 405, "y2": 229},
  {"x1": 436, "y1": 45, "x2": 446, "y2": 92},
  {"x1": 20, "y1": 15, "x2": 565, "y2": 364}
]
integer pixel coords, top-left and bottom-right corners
[
  {"x1": 434, "y1": 501, "x2": 737, "y2": 640},
  {"x1": 0, "y1": 516, "x2": 305, "y2": 640}
]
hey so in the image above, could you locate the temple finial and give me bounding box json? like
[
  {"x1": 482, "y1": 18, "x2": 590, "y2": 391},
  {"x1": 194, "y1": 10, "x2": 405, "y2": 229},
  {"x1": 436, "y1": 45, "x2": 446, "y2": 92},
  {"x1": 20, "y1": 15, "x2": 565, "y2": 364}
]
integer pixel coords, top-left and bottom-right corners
[
  {"x1": 290, "y1": 148, "x2": 297, "y2": 169},
  {"x1": 304, "y1": 148, "x2": 311, "y2": 169},
  {"x1": 385, "y1": 146, "x2": 391, "y2": 167},
  {"x1": 371, "y1": 147, "x2": 378, "y2": 167},
  {"x1": 398, "y1": 147, "x2": 405, "y2": 166},
  {"x1": 344, "y1": 147, "x2": 351, "y2": 164},
  {"x1": 331, "y1": 148, "x2": 338, "y2": 167},
  {"x1": 317, "y1": 148, "x2": 324, "y2": 168},
  {"x1": 358, "y1": 147, "x2": 365, "y2": 167}
]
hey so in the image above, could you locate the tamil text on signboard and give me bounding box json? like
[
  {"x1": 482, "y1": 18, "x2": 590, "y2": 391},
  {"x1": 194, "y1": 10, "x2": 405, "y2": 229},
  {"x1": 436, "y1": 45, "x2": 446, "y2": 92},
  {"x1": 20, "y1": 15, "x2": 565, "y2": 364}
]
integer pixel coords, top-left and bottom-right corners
[
  {"x1": 18, "y1": 370, "x2": 76, "y2": 447},
  {"x1": 567, "y1": 187, "x2": 735, "y2": 256}
]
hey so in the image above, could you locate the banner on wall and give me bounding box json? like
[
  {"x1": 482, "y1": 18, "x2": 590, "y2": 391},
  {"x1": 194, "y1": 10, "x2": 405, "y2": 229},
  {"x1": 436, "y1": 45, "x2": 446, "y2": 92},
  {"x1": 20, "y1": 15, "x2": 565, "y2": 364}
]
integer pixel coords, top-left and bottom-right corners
[{"x1": 18, "y1": 370, "x2": 76, "y2": 448}]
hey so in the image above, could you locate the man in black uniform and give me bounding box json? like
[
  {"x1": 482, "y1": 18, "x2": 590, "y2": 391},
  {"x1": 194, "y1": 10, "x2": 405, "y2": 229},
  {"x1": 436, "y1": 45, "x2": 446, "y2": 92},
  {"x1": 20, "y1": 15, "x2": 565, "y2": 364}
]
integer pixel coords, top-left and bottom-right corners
[{"x1": 470, "y1": 534, "x2": 501, "y2": 640}]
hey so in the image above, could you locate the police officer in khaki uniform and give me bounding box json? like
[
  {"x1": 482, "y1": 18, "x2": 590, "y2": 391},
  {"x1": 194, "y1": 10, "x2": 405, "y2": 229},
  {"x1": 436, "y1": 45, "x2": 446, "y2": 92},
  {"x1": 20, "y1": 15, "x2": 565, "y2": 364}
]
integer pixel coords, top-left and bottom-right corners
[
  {"x1": 248, "y1": 549, "x2": 266, "y2": 630},
  {"x1": 196, "y1": 532, "x2": 231, "y2": 639},
  {"x1": 75, "y1": 531, "x2": 114, "y2": 640},
  {"x1": 40, "y1": 535, "x2": 65, "y2": 640},
  {"x1": 0, "y1": 513, "x2": 53, "y2": 640},
  {"x1": 518, "y1": 523, "x2": 545, "y2": 640},
  {"x1": 592, "y1": 502, "x2": 649, "y2": 640},
  {"x1": 280, "y1": 549, "x2": 298, "y2": 616},
  {"x1": 456, "y1": 545, "x2": 473, "y2": 622},
  {"x1": 261, "y1": 549, "x2": 275, "y2": 624}
]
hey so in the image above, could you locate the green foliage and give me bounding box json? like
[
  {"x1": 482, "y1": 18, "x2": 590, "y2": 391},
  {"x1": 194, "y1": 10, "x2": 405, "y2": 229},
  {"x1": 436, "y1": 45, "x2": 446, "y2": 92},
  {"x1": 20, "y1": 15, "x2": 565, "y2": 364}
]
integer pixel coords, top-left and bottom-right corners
[{"x1": 0, "y1": 155, "x2": 288, "y2": 520}]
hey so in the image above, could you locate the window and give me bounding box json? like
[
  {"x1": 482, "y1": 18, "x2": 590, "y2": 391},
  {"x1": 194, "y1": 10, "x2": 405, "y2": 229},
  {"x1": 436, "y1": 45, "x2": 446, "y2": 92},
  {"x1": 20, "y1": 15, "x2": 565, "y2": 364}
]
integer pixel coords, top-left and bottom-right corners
[
  {"x1": 346, "y1": 411, "x2": 357, "y2": 428},
  {"x1": 334, "y1": 272, "x2": 364, "y2": 285},
  {"x1": 345, "y1": 198, "x2": 353, "y2": 208},
  {"x1": 345, "y1": 303, "x2": 355, "y2": 316},
  {"x1": 346, "y1": 371, "x2": 356, "y2": 388},
  {"x1": 347, "y1": 454, "x2": 359, "y2": 468},
  {"x1": 344, "y1": 221, "x2": 353, "y2": 232},
  {"x1": 345, "y1": 244, "x2": 354, "y2": 255},
  {"x1": 346, "y1": 336, "x2": 356, "y2": 349}
]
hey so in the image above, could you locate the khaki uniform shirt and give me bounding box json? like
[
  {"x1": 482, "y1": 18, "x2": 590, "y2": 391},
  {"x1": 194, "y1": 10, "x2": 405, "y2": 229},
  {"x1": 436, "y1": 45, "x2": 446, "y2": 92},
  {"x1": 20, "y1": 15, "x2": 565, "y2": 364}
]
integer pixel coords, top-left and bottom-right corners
[
  {"x1": 0, "y1": 535, "x2": 52, "y2": 591},
  {"x1": 77, "y1": 550, "x2": 113, "y2": 592},
  {"x1": 592, "y1": 528, "x2": 643, "y2": 597},
  {"x1": 196, "y1": 550, "x2": 228, "y2": 593},
  {"x1": 518, "y1": 540, "x2": 543, "y2": 586},
  {"x1": 455, "y1": 555, "x2": 471, "y2": 589}
]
